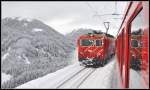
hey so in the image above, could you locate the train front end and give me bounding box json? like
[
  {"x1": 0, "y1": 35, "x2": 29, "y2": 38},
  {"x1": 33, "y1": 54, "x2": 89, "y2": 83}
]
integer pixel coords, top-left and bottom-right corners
[{"x1": 77, "y1": 34, "x2": 106, "y2": 67}]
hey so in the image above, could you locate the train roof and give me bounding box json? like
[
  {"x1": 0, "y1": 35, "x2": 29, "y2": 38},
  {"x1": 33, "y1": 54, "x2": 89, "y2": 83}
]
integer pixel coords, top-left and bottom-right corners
[
  {"x1": 85, "y1": 30, "x2": 115, "y2": 38},
  {"x1": 80, "y1": 31, "x2": 114, "y2": 38}
]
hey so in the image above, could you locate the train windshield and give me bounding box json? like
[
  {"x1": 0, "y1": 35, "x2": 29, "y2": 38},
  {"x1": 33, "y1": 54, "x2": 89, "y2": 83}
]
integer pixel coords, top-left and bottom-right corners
[
  {"x1": 96, "y1": 40, "x2": 102, "y2": 46},
  {"x1": 81, "y1": 39, "x2": 94, "y2": 46}
]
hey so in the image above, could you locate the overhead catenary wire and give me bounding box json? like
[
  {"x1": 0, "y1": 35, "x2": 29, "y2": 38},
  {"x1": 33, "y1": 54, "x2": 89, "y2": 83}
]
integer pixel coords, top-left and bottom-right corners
[
  {"x1": 85, "y1": 2, "x2": 124, "y2": 37},
  {"x1": 85, "y1": 2, "x2": 110, "y2": 34},
  {"x1": 85, "y1": 2, "x2": 103, "y2": 21},
  {"x1": 85, "y1": 2, "x2": 99, "y2": 16}
]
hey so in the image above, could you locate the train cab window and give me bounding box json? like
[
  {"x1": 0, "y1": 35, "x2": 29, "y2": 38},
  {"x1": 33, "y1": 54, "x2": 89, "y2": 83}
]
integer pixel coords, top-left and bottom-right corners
[
  {"x1": 96, "y1": 40, "x2": 102, "y2": 46},
  {"x1": 131, "y1": 40, "x2": 138, "y2": 47},
  {"x1": 80, "y1": 39, "x2": 94, "y2": 46}
]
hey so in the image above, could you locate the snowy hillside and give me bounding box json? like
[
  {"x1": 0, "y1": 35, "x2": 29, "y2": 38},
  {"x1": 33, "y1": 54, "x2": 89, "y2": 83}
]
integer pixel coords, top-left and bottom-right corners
[{"x1": 1, "y1": 17, "x2": 74, "y2": 89}]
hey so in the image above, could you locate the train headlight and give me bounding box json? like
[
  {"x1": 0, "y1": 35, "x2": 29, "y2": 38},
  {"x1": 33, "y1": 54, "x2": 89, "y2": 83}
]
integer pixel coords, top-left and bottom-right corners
[
  {"x1": 80, "y1": 52, "x2": 83, "y2": 54},
  {"x1": 87, "y1": 49, "x2": 93, "y2": 53}
]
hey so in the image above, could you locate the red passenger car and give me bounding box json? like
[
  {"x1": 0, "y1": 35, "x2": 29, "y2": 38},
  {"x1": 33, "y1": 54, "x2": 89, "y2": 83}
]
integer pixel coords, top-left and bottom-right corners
[
  {"x1": 116, "y1": 1, "x2": 149, "y2": 88},
  {"x1": 77, "y1": 31, "x2": 115, "y2": 67}
]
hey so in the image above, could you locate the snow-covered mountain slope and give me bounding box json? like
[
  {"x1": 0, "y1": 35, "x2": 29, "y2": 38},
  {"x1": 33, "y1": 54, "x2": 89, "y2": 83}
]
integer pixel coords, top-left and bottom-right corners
[{"x1": 1, "y1": 17, "x2": 74, "y2": 89}]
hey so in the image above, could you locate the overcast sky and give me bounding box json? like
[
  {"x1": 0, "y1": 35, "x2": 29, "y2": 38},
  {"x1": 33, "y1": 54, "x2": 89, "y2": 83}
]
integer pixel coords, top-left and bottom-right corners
[{"x1": 2, "y1": 1, "x2": 128, "y2": 36}]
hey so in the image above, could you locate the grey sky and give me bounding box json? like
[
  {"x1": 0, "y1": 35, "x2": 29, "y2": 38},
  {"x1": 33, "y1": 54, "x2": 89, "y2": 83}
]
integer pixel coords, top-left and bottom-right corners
[{"x1": 2, "y1": 1, "x2": 128, "y2": 36}]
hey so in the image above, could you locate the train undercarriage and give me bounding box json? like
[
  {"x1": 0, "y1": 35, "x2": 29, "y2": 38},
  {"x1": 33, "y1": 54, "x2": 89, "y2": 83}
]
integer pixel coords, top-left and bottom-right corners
[{"x1": 79, "y1": 53, "x2": 115, "y2": 68}]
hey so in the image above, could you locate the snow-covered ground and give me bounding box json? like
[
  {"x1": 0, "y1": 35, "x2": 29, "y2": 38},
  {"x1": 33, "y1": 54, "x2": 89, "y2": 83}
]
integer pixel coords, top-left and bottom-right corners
[
  {"x1": 16, "y1": 55, "x2": 117, "y2": 89},
  {"x1": 16, "y1": 63, "x2": 84, "y2": 89},
  {"x1": 1, "y1": 73, "x2": 12, "y2": 84},
  {"x1": 78, "y1": 59, "x2": 116, "y2": 89}
]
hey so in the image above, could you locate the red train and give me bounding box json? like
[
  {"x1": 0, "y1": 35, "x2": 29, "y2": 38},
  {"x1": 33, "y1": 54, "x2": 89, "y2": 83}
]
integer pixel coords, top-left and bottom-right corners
[
  {"x1": 116, "y1": 1, "x2": 149, "y2": 88},
  {"x1": 77, "y1": 31, "x2": 115, "y2": 67}
]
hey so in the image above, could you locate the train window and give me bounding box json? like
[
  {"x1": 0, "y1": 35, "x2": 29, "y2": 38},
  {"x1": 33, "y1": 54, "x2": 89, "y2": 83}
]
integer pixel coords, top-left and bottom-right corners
[
  {"x1": 129, "y1": 6, "x2": 145, "y2": 88},
  {"x1": 96, "y1": 40, "x2": 102, "y2": 46},
  {"x1": 80, "y1": 39, "x2": 94, "y2": 46},
  {"x1": 131, "y1": 39, "x2": 138, "y2": 47},
  {"x1": 131, "y1": 10, "x2": 144, "y2": 34}
]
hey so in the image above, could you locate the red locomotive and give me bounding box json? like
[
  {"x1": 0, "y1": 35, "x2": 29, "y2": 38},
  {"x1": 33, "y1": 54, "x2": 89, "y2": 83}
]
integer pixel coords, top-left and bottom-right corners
[
  {"x1": 116, "y1": 1, "x2": 149, "y2": 88},
  {"x1": 77, "y1": 31, "x2": 115, "y2": 67}
]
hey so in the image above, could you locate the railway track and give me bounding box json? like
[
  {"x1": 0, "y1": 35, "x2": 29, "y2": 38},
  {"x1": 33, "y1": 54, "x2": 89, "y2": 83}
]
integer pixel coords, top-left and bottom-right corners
[{"x1": 56, "y1": 67, "x2": 96, "y2": 89}]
